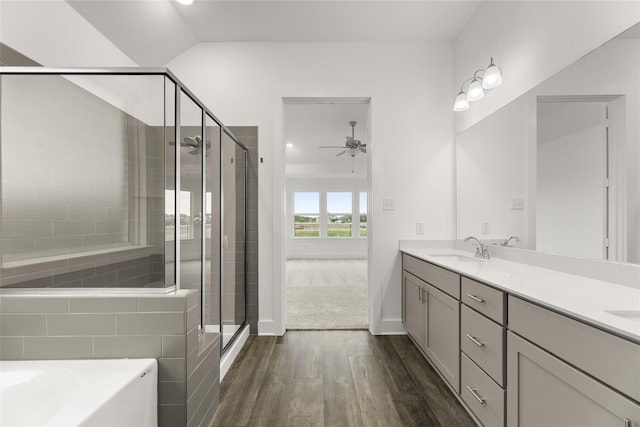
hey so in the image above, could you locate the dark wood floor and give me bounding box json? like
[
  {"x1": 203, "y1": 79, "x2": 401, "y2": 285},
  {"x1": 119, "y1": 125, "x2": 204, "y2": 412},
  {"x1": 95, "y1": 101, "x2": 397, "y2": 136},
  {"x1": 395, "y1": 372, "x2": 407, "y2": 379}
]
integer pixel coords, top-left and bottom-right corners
[{"x1": 211, "y1": 330, "x2": 477, "y2": 426}]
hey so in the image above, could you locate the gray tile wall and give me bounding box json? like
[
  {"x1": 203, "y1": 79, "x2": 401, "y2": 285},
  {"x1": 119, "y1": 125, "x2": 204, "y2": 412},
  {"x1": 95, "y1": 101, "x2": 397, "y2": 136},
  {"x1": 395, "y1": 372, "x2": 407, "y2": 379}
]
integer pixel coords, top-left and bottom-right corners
[
  {"x1": 228, "y1": 126, "x2": 258, "y2": 334},
  {"x1": 0, "y1": 290, "x2": 220, "y2": 427},
  {"x1": 1, "y1": 74, "x2": 130, "y2": 259},
  {"x1": 1, "y1": 253, "x2": 164, "y2": 288},
  {"x1": 1, "y1": 68, "x2": 166, "y2": 290}
]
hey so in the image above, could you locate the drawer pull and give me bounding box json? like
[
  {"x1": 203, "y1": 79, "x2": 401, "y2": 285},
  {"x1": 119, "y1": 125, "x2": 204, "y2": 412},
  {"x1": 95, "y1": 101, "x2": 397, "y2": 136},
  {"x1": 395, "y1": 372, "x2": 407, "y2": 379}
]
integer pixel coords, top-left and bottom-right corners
[
  {"x1": 465, "y1": 333, "x2": 485, "y2": 347},
  {"x1": 466, "y1": 293, "x2": 485, "y2": 303},
  {"x1": 623, "y1": 419, "x2": 631, "y2": 427},
  {"x1": 466, "y1": 386, "x2": 486, "y2": 405}
]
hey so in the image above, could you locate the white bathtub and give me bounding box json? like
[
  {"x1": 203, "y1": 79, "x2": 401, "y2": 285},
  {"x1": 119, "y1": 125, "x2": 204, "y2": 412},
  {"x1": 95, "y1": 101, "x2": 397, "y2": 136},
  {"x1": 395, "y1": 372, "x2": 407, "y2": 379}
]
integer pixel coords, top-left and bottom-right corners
[{"x1": 0, "y1": 358, "x2": 157, "y2": 427}]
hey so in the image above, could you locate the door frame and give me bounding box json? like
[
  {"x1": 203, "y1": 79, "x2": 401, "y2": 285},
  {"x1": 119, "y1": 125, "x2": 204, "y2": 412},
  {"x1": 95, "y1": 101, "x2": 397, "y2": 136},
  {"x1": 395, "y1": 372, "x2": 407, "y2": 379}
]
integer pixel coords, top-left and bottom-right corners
[
  {"x1": 268, "y1": 95, "x2": 379, "y2": 335},
  {"x1": 536, "y1": 94, "x2": 626, "y2": 261}
]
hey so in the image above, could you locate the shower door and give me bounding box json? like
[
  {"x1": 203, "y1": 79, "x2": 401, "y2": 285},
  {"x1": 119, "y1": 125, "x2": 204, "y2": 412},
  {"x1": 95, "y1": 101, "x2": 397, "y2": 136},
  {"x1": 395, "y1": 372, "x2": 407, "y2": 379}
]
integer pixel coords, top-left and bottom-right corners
[
  {"x1": 221, "y1": 129, "x2": 246, "y2": 349},
  {"x1": 204, "y1": 115, "x2": 221, "y2": 332}
]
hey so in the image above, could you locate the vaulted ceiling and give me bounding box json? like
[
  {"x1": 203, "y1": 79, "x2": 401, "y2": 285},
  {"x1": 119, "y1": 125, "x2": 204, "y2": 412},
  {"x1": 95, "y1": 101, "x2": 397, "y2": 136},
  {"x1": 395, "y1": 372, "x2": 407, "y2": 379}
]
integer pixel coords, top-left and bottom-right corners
[
  {"x1": 67, "y1": 0, "x2": 482, "y2": 66},
  {"x1": 63, "y1": 0, "x2": 482, "y2": 179}
]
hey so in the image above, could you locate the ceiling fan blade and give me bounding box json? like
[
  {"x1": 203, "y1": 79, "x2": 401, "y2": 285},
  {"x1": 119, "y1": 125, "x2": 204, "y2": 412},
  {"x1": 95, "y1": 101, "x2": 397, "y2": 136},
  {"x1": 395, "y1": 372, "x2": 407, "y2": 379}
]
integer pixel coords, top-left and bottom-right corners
[
  {"x1": 336, "y1": 150, "x2": 347, "y2": 157},
  {"x1": 360, "y1": 147, "x2": 367, "y2": 153}
]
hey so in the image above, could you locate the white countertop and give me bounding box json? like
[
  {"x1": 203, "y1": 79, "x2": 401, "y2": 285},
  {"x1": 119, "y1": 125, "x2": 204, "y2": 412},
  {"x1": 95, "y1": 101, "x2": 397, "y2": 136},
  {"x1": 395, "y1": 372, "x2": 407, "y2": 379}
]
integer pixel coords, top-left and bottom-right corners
[{"x1": 400, "y1": 247, "x2": 640, "y2": 345}]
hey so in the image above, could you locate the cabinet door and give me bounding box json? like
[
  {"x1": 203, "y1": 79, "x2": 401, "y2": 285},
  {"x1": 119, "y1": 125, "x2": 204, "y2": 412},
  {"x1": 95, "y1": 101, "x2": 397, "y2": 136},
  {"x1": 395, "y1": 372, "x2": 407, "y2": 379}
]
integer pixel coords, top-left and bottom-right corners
[
  {"x1": 425, "y1": 283, "x2": 460, "y2": 393},
  {"x1": 403, "y1": 271, "x2": 424, "y2": 348},
  {"x1": 507, "y1": 331, "x2": 640, "y2": 427}
]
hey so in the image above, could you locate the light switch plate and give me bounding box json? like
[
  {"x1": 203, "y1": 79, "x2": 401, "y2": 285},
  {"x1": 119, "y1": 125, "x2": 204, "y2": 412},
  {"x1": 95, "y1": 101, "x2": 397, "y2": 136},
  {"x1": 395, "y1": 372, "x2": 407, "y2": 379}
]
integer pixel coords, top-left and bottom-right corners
[
  {"x1": 383, "y1": 198, "x2": 395, "y2": 210},
  {"x1": 482, "y1": 222, "x2": 490, "y2": 234},
  {"x1": 416, "y1": 222, "x2": 424, "y2": 235},
  {"x1": 511, "y1": 197, "x2": 524, "y2": 210}
]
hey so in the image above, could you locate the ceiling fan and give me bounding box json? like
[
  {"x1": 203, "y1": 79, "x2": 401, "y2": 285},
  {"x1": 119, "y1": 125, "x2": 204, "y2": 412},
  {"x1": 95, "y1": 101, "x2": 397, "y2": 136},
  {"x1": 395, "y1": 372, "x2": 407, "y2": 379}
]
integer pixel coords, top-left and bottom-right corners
[
  {"x1": 319, "y1": 121, "x2": 367, "y2": 157},
  {"x1": 168, "y1": 135, "x2": 211, "y2": 156}
]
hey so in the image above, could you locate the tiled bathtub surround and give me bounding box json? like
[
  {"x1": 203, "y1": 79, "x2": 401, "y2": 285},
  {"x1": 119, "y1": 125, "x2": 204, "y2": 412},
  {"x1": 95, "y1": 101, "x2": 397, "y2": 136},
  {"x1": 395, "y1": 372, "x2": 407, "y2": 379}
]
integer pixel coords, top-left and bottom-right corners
[{"x1": 0, "y1": 289, "x2": 220, "y2": 427}]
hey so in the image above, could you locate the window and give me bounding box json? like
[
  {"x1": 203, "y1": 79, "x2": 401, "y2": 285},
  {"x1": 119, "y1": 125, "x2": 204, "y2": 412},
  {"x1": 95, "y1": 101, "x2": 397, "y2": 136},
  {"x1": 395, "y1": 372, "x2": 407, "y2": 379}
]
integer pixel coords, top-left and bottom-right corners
[
  {"x1": 359, "y1": 192, "x2": 368, "y2": 237},
  {"x1": 165, "y1": 190, "x2": 193, "y2": 240},
  {"x1": 294, "y1": 192, "x2": 320, "y2": 237},
  {"x1": 327, "y1": 192, "x2": 352, "y2": 237},
  {"x1": 292, "y1": 190, "x2": 366, "y2": 239}
]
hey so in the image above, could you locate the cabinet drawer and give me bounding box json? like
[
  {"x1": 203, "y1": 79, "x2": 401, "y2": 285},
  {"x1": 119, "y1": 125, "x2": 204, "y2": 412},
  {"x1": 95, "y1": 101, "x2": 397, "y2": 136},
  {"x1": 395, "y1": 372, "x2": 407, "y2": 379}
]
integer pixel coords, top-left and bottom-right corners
[
  {"x1": 461, "y1": 305, "x2": 505, "y2": 386},
  {"x1": 509, "y1": 296, "x2": 640, "y2": 403},
  {"x1": 462, "y1": 277, "x2": 505, "y2": 324},
  {"x1": 461, "y1": 353, "x2": 505, "y2": 427},
  {"x1": 402, "y1": 254, "x2": 460, "y2": 299}
]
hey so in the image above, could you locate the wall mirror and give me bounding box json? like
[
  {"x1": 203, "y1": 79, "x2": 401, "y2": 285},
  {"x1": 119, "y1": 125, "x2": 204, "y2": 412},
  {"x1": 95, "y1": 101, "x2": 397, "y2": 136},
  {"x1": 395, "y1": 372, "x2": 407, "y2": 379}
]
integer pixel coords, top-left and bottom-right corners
[{"x1": 456, "y1": 21, "x2": 640, "y2": 265}]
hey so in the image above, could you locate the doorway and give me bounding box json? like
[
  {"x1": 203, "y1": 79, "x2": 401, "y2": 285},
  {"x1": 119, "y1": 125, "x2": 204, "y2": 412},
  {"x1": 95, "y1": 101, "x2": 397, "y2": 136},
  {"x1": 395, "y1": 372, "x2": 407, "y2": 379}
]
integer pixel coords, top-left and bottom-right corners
[
  {"x1": 283, "y1": 99, "x2": 370, "y2": 329},
  {"x1": 536, "y1": 95, "x2": 624, "y2": 260}
]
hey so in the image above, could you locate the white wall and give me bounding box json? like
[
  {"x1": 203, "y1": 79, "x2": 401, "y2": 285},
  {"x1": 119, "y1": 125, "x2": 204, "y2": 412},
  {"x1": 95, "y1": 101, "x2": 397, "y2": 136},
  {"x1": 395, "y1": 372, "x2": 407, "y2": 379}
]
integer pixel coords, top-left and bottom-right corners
[
  {"x1": 537, "y1": 121, "x2": 606, "y2": 259},
  {"x1": 456, "y1": 95, "x2": 528, "y2": 245},
  {"x1": 286, "y1": 178, "x2": 368, "y2": 259},
  {"x1": 167, "y1": 41, "x2": 455, "y2": 335},
  {"x1": 453, "y1": 1, "x2": 640, "y2": 134},
  {"x1": 0, "y1": 1, "x2": 137, "y2": 67}
]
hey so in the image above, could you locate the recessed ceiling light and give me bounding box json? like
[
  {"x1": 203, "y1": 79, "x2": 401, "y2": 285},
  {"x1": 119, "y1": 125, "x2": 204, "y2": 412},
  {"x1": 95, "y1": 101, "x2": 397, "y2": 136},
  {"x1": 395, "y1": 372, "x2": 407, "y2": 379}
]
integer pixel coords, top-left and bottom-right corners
[
  {"x1": 175, "y1": 0, "x2": 194, "y2": 5},
  {"x1": 286, "y1": 143, "x2": 294, "y2": 148}
]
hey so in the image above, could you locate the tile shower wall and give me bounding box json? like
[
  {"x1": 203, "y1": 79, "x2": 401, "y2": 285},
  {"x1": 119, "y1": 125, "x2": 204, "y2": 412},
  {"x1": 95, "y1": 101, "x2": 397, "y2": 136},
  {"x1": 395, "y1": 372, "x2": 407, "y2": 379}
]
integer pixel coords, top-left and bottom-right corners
[
  {"x1": 1, "y1": 253, "x2": 164, "y2": 288},
  {"x1": 0, "y1": 289, "x2": 220, "y2": 427},
  {"x1": 1, "y1": 75, "x2": 130, "y2": 259},
  {"x1": 0, "y1": 70, "x2": 166, "y2": 289},
  {"x1": 228, "y1": 126, "x2": 258, "y2": 335}
]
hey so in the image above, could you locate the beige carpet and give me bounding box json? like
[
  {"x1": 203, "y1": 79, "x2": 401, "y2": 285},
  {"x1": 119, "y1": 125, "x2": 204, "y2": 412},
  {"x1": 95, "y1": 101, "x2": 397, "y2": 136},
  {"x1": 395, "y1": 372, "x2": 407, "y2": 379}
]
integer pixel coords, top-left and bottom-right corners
[{"x1": 286, "y1": 259, "x2": 368, "y2": 330}]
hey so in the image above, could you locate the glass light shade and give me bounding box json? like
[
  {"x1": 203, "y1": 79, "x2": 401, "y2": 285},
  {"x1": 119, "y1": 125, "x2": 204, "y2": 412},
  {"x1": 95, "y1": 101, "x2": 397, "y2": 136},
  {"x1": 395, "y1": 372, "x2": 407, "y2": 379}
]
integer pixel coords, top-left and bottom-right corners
[
  {"x1": 482, "y1": 63, "x2": 503, "y2": 89},
  {"x1": 466, "y1": 79, "x2": 484, "y2": 102},
  {"x1": 453, "y1": 92, "x2": 469, "y2": 112}
]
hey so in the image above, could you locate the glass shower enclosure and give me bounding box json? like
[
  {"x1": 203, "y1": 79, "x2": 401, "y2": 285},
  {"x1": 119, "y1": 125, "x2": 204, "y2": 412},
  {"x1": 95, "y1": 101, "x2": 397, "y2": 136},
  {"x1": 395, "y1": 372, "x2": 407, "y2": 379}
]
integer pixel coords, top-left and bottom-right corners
[{"x1": 0, "y1": 68, "x2": 247, "y2": 352}]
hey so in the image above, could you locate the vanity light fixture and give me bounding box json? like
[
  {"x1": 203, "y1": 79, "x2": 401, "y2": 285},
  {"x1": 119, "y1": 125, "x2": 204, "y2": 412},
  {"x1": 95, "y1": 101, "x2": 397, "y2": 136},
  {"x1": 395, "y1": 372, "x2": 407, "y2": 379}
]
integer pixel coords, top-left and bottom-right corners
[
  {"x1": 453, "y1": 57, "x2": 503, "y2": 112},
  {"x1": 482, "y1": 58, "x2": 503, "y2": 89}
]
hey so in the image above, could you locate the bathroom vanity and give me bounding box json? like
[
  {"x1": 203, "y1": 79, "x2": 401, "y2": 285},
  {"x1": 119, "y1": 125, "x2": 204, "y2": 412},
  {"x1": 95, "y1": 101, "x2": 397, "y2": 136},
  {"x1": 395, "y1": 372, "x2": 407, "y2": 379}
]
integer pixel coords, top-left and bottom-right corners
[{"x1": 400, "y1": 247, "x2": 640, "y2": 427}]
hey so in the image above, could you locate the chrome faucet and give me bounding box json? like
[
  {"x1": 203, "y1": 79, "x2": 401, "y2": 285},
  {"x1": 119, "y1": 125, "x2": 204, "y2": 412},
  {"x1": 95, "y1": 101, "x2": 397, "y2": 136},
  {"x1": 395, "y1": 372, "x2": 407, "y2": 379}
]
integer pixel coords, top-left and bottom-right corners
[
  {"x1": 501, "y1": 236, "x2": 520, "y2": 247},
  {"x1": 465, "y1": 236, "x2": 490, "y2": 259}
]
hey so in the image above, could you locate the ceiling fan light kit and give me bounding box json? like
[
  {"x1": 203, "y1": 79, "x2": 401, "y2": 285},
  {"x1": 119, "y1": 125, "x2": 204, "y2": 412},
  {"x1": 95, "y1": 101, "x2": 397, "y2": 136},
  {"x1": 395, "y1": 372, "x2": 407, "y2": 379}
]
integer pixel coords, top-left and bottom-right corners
[{"x1": 319, "y1": 121, "x2": 367, "y2": 157}]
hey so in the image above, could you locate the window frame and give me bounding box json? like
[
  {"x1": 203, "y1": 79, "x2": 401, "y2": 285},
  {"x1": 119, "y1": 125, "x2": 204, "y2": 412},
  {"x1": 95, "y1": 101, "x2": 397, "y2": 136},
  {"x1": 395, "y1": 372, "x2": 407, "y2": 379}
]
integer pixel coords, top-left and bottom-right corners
[{"x1": 291, "y1": 190, "x2": 366, "y2": 239}]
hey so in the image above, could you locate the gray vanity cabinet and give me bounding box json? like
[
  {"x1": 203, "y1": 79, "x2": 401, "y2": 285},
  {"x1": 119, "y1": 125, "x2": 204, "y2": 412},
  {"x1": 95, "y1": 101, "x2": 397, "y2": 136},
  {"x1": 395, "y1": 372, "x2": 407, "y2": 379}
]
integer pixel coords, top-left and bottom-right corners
[
  {"x1": 402, "y1": 270, "x2": 425, "y2": 348},
  {"x1": 507, "y1": 331, "x2": 640, "y2": 426},
  {"x1": 460, "y1": 278, "x2": 506, "y2": 427},
  {"x1": 424, "y1": 281, "x2": 460, "y2": 393},
  {"x1": 402, "y1": 254, "x2": 461, "y2": 393},
  {"x1": 401, "y1": 251, "x2": 640, "y2": 427},
  {"x1": 508, "y1": 296, "x2": 640, "y2": 427}
]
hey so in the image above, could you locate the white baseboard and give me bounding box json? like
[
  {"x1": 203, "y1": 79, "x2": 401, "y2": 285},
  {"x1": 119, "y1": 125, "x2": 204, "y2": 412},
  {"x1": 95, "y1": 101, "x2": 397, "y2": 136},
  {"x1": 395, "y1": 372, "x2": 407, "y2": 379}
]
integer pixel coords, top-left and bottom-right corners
[
  {"x1": 376, "y1": 318, "x2": 406, "y2": 335},
  {"x1": 257, "y1": 319, "x2": 285, "y2": 336}
]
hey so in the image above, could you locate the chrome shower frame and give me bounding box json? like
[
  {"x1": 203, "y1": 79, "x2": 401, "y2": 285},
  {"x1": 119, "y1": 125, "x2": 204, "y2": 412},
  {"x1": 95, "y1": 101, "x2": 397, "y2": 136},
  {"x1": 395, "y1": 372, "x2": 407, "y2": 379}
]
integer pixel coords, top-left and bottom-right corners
[{"x1": 0, "y1": 67, "x2": 249, "y2": 353}]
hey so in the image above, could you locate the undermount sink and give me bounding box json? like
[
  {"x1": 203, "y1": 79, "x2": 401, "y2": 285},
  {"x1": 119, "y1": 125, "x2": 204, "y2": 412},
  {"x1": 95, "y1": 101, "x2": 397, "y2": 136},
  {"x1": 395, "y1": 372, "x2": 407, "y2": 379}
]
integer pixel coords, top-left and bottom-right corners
[
  {"x1": 606, "y1": 310, "x2": 640, "y2": 320},
  {"x1": 428, "y1": 254, "x2": 483, "y2": 263}
]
